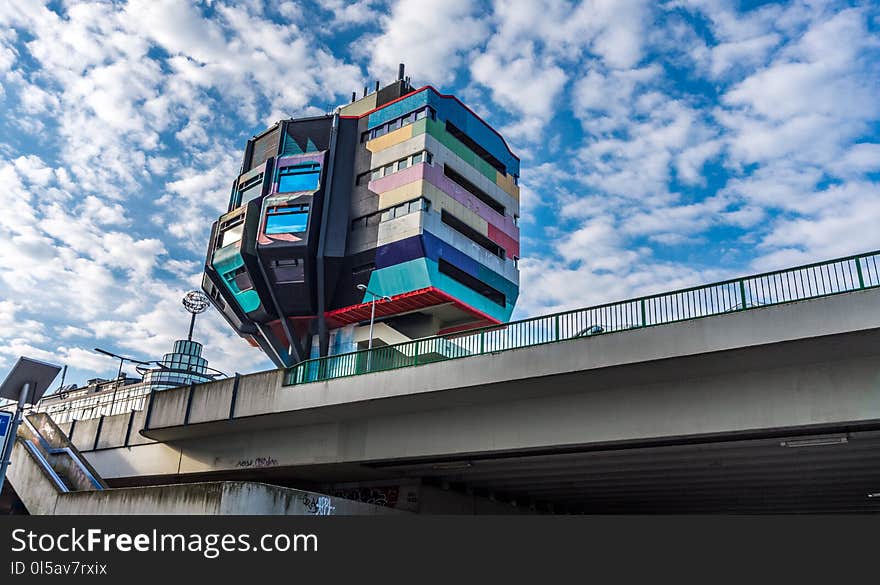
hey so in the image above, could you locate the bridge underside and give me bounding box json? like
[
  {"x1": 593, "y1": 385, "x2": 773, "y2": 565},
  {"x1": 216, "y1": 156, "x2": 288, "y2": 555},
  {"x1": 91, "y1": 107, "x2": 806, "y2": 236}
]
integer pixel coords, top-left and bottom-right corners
[{"x1": 366, "y1": 429, "x2": 880, "y2": 513}]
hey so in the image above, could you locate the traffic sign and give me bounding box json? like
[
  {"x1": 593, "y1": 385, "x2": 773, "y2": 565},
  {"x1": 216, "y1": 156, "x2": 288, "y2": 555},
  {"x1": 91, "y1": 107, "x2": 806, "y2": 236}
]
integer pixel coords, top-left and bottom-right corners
[{"x1": 0, "y1": 410, "x2": 12, "y2": 462}]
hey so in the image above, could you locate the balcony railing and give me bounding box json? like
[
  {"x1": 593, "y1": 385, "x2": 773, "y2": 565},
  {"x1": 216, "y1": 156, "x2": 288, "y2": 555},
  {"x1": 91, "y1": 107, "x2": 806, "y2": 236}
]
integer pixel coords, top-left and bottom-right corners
[{"x1": 285, "y1": 250, "x2": 880, "y2": 386}]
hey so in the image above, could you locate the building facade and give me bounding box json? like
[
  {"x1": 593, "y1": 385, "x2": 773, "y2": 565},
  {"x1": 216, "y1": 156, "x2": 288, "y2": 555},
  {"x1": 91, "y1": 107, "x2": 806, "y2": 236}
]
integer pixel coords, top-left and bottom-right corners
[{"x1": 202, "y1": 71, "x2": 521, "y2": 367}]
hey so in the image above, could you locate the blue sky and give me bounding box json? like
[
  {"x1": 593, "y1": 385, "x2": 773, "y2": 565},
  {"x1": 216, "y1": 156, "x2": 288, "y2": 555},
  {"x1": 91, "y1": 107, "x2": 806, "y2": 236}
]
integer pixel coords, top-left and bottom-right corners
[{"x1": 0, "y1": 0, "x2": 878, "y2": 386}]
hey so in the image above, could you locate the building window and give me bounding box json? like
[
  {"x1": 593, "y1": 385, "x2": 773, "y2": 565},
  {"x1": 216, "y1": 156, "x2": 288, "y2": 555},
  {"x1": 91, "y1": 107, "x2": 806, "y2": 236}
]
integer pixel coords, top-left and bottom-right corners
[
  {"x1": 363, "y1": 106, "x2": 436, "y2": 142},
  {"x1": 219, "y1": 222, "x2": 244, "y2": 248},
  {"x1": 445, "y1": 121, "x2": 507, "y2": 174},
  {"x1": 438, "y1": 258, "x2": 506, "y2": 307},
  {"x1": 350, "y1": 197, "x2": 429, "y2": 231},
  {"x1": 237, "y1": 173, "x2": 264, "y2": 206},
  {"x1": 352, "y1": 262, "x2": 375, "y2": 275},
  {"x1": 265, "y1": 204, "x2": 309, "y2": 234},
  {"x1": 360, "y1": 150, "x2": 433, "y2": 186},
  {"x1": 440, "y1": 210, "x2": 505, "y2": 259},
  {"x1": 278, "y1": 163, "x2": 321, "y2": 193},
  {"x1": 226, "y1": 267, "x2": 254, "y2": 292},
  {"x1": 270, "y1": 258, "x2": 304, "y2": 284},
  {"x1": 444, "y1": 164, "x2": 505, "y2": 215}
]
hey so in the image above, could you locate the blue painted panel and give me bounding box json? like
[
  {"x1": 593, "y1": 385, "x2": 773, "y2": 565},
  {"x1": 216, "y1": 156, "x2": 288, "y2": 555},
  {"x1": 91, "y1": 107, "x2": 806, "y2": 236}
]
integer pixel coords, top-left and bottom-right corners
[
  {"x1": 367, "y1": 90, "x2": 431, "y2": 130},
  {"x1": 367, "y1": 88, "x2": 519, "y2": 177},
  {"x1": 374, "y1": 235, "x2": 425, "y2": 269},
  {"x1": 422, "y1": 230, "x2": 519, "y2": 299}
]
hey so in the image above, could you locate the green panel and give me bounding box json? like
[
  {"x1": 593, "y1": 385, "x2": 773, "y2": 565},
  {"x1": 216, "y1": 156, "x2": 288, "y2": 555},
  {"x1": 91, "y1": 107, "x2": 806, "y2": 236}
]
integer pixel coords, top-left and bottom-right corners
[{"x1": 410, "y1": 118, "x2": 499, "y2": 183}]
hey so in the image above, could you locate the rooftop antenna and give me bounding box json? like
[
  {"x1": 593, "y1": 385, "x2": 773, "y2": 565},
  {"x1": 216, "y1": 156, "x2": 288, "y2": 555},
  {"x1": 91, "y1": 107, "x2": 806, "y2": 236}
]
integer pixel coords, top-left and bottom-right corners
[
  {"x1": 182, "y1": 290, "x2": 211, "y2": 341},
  {"x1": 398, "y1": 63, "x2": 405, "y2": 80}
]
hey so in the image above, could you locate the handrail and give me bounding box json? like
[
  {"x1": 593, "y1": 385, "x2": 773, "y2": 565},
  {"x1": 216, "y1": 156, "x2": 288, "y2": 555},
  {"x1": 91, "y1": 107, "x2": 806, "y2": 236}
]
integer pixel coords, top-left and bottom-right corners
[{"x1": 286, "y1": 250, "x2": 880, "y2": 386}]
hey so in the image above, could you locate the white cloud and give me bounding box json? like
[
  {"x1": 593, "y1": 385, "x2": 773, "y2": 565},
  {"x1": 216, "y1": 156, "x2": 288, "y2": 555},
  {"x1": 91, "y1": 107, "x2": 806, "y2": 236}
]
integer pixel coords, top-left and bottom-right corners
[{"x1": 368, "y1": 0, "x2": 487, "y2": 85}]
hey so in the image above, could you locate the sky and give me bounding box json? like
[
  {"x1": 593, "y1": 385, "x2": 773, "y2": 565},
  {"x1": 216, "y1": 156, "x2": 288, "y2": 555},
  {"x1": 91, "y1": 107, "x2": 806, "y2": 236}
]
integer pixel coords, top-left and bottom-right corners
[{"x1": 0, "y1": 0, "x2": 878, "y2": 387}]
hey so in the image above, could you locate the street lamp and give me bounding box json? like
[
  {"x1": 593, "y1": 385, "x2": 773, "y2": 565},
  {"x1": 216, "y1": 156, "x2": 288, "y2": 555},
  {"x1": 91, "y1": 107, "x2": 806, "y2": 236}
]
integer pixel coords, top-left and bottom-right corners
[
  {"x1": 0, "y1": 356, "x2": 61, "y2": 494},
  {"x1": 93, "y1": 348, "x2": 151, "y2": 415},
  {"x1": 356, "y1": 284, "x2": 391, "y2": 370}
]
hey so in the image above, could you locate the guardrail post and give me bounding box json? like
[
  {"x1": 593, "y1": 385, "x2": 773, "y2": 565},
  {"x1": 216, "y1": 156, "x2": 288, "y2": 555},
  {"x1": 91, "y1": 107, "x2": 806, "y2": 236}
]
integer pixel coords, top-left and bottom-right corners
[
  {"x1": 183, "y1": 382, "x2": 196, "y2": 425},
  {"x1": 143, "y1": 386, "x2": 156, "y2": 431},
  {"x1": 124, "y1": 409, "x2": 135, "y2": 447},
  {"x1": 640, "y1": 299, "x2": 647, "y2": 327},
  {"x1": 414, "y1": 341, "x2": 420, "y2": 366},
  {"x1": 554, "y1": 315, "x2": 560, "y2": 341},
  {"x1": 479, "y1": 331, "x2": 485, "y2": 354},
  {"x1": 229, "y1": 373, "x2": 240, "y2": 420},
  {"x1": 739, "y1": 280, "x2": 747, "y2": 310},
  {"x1": 92, "y1": 415, "x2": 104, "y2": 451},
  {"x1": 855, "y1": 258, "x2": 865, "y2": 289}
]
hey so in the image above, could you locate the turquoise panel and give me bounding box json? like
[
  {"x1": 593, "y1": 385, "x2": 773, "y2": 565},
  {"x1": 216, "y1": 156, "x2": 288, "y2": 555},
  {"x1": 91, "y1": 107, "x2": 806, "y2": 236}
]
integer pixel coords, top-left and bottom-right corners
[
  {"x1": 365, "y1": 258, "x2": 432, "y2": 300},
  {"x1": 425, "y1": 258, "x2": 513, "y2": 323},
  {"x1": 212, "y1": 245, "x2": 262, "y2": 314},
  {"x1": 367, "y1": 90, "x2": 431, "y2": 130},
  {"x1": 365, "y1": 258, "x2": 513, "y2": 323}
]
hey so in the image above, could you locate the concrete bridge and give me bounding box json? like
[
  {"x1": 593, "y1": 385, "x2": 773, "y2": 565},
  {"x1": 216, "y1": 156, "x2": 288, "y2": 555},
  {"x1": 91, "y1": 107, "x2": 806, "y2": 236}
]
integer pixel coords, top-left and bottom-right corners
[{"x1": 21, "y1": 285, "x2": 880, "y2": 513}]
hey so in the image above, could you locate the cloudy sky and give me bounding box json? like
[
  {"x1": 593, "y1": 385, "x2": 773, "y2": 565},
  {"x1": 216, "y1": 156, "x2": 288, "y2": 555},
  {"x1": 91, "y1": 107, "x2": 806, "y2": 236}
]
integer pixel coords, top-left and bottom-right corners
[{"x1": 0, "y1": 0, "x2": 878, "y2": 386}]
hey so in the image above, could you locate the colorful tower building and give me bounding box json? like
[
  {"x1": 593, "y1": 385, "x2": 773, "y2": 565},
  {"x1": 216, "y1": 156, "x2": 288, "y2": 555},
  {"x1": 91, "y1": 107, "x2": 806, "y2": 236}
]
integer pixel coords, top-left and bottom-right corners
[{"x1": 202, "y1": 68, "x2": 521, "y2": 367}]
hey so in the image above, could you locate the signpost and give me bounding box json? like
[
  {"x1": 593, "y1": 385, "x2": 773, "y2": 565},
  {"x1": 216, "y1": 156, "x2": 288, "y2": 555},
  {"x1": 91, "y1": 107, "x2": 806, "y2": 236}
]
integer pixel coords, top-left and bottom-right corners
[{"x1": 0, "y1": 357, "x2": 61, "y2": 494}]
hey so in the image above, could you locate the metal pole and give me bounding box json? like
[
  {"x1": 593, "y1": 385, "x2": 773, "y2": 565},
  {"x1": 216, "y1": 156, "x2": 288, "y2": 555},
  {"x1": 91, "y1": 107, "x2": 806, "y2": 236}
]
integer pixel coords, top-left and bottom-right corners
[
  {"x1": 366, "y1": 294, "x2": 377, "y2": 371},
  {"x1": 187, "y1": 312, "x2": 197, "y2": 341},
  {"x1": 109, "y1": 358, "x2": 124, "y2": 417},
  {"x1": 0, "y1": 382, "x2": 30, "y2": 494}
]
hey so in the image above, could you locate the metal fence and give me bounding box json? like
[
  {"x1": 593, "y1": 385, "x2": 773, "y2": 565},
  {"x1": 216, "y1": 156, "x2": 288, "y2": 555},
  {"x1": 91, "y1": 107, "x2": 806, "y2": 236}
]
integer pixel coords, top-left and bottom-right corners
[
  {"x1": 32, "y1": 385, "x2": 153, "y2": 424},
  {"x1": 286, "y1": 250, "x2": 880, "y2": 386}
]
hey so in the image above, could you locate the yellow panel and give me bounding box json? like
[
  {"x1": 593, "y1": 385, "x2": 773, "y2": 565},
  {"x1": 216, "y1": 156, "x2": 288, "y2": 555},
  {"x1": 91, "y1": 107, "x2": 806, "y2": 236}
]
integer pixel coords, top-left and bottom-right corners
[
  {"x1": 495, "y1": 171, "x2": 520, "y2": 201},
  {"x1": 366, "y1": 124, "x2": 414, "y2": 153},
  {"x1": 340, "y1": 94, "x2": 378, "y2": 117},
  {"x1": 377, "y1": 181, "x2": 424, "y2": 209},
  {"x1": 378, "y1": 181, "x2": 490, "y2": 236}
]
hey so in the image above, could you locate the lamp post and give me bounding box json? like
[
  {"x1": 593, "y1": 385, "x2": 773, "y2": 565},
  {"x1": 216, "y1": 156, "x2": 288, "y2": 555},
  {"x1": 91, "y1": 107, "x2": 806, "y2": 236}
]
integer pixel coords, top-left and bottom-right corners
[
  {"x1": 356, "y1": 284, "x2": 391, "y2": 370},
  {"x1": 93, "y1": 348, "x2": 150, "y2": 416},
  {"x1": 182, "y1": 290, "x2": 210, "y2": 341},
  {"x1": 0, "y1": 357, "x2": 61, "y2": 494}
]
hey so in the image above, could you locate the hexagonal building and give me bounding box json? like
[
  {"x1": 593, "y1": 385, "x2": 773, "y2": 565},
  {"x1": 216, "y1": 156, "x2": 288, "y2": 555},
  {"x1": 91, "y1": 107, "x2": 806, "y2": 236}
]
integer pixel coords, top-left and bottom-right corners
[{"x1": 202, "y1": 68, "x2": 521, "y2": 367}]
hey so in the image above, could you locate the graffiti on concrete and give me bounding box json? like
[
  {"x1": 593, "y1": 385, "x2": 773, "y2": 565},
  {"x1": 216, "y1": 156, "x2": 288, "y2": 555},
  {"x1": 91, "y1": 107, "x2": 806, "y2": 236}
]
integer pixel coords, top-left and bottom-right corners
[
  {"x1": 330, "y1": 486, "x2": 400, "y2": 508},
  {"x1": 235, "y1": 456, "x2": 278, "y2": 468},
  {"x1": 301, "y1": 494, "x2": 335, "y2": 515}
]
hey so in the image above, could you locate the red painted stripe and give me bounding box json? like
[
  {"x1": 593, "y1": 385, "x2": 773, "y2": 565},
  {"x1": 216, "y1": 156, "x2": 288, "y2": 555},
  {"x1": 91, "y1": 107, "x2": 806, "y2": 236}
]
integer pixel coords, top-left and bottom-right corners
[
  {"x1": 487, "y1": 224, "x2": 520, "y2": 259},
  {"x1": 324, "y1": 286, "x2": 501, "y2": 328}
]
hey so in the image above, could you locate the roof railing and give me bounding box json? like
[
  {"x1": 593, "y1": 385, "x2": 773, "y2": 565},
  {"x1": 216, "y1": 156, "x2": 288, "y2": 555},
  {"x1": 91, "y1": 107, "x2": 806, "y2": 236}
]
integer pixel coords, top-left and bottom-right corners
[{"x1": 285, "y1": 250, "x2": 880, "y2": 386}]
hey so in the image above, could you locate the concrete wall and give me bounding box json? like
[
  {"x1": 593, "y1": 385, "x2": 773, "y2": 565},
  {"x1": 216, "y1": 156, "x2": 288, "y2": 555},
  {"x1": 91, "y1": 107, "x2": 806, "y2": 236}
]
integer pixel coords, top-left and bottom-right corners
[
  {"x1": 7, "y1": 430, "x2": 398, "y2": 515},
  {"x1": 53, "y1": 482, "x2": 398, "y2": 516}
]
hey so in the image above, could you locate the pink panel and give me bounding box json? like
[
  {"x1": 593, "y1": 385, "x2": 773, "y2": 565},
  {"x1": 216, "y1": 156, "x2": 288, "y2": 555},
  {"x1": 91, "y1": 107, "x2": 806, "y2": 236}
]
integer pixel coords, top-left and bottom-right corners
[{"x1": 370, "y1": 164, "x2": 520, "y2": 241}]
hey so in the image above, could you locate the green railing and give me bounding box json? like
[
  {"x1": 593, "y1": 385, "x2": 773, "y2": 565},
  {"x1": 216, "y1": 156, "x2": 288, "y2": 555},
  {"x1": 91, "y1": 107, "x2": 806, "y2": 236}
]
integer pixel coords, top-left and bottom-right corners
[{"x1": 285, "y1": 250, "x2": 880, "y2": 386}]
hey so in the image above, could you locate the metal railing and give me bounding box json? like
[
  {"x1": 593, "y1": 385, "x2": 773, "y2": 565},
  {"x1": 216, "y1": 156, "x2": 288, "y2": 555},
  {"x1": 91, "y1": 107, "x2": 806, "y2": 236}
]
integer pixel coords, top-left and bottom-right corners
[
  {"x1": 32, "y1": 386, "x2": 153, "y2": 424},
  {"x1": 285, "y1": 250, "x2": 880, "y2": 386}
]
